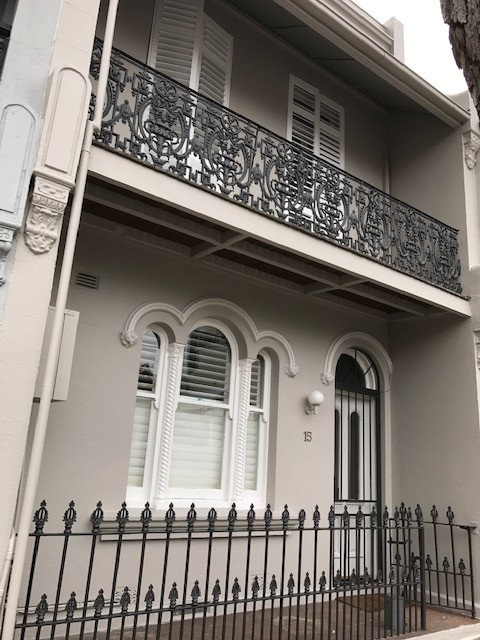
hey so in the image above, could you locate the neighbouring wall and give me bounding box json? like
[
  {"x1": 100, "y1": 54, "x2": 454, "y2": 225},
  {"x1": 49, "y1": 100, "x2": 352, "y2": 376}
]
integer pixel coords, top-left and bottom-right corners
[{"x1": 390, "y1": 314, "x2": 480, "y2": 524}]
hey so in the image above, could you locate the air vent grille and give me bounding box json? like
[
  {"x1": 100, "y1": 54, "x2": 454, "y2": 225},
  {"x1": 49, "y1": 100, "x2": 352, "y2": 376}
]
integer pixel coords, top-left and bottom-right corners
[{"x1": 75, "y1": 272, "x2": 99, "y2": 290}]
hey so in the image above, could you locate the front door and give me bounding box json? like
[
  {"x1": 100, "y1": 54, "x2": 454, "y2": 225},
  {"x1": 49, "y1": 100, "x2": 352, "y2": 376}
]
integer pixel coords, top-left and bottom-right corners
[{"x1": 333, "y1": 349, "x2": 381, "y2": 580}]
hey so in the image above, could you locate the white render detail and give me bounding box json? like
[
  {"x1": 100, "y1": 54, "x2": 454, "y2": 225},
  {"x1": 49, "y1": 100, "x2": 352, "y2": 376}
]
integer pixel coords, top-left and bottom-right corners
[
  {"x1": 475, "y1": 331, "x2": 480, "y2": 370},
  {"x1": 119, "y1": 298, "x2": 299, "y2": 376},
  {"x1": 323, "y1": 331, "x2": 393, "y2": 390},
  {"x1": 24, "y1": 176, "x2": 70, "y2": 254},
  {"x1": 153, "y1": 342, "x2": 185, "y2": 505},
  {"x1": 120, "y1": 330, "x2": 139, "y2": 348},
  {"x1": 233, "y1": 357, "x2": 254, "y2": 501},
  {"x1": 0, "y1": 226, "x2": 14, "y2": 286},
  {"x1": 464, "y1": 130, "x2": 480, "y2": 169},
  {"x1": 320, "y1": 372, "x2": 335, "y2": 386}
]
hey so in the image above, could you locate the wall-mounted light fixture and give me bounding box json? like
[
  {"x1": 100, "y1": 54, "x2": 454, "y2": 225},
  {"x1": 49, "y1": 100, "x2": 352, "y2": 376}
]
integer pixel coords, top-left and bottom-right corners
[{"x1": 305, "y1": 390, "x2": 324, "y2": 415}]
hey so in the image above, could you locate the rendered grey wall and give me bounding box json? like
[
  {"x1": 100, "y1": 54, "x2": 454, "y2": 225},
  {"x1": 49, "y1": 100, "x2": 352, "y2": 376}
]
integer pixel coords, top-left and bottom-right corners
[
  {"x1": 388, "y1": 112, "x2": 467, "y2": 247},
  {"x1": 390, "y1": 315, "x2": 480, "y2": 524},
  {"x1": 35, "y1": 214, "x2": 390, "y2": 525}
]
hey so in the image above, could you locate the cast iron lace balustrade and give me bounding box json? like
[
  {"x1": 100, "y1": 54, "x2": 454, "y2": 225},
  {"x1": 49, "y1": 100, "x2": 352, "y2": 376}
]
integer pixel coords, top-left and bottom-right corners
[
  {"x1": 89, "y1": 40, "x2": 462, "y2": 295},
  {"x1": 0, "y1": 27, "x2": 10, "y2": 76}
]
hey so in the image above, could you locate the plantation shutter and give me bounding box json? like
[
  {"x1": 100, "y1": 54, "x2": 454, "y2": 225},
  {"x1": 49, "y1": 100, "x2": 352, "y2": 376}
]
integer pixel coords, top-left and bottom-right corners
[
  {"x1": 128, "y1": 331, "x2": 161, "y2": 487},
  {"x1": 197, "y1": 16, "x2": 233, "y2": 105},
  {"x1": 319, "y1": 99, "x2": 343, "y2": 168},
  {"x1": 244, "y1": 357, "x2": 264, "y2": 491},
  {"x1": 169, "y1": 404, "x2": 226, "y2": 488},
  {"x1": 291, "y1": 83, "x2": 317, "y2": 154},
  {"x1": 170, "y1": 327, "x2": 231, "y2": 489},
  {"x1": 148, "y1": 0, "x2": 203, "y2": 86},
  {"x1": 289, "y1": 76, "x2": 344, "y2": 168},
  {"x1": 180, "y1": 327, "x2": 231, "y2": 401}
]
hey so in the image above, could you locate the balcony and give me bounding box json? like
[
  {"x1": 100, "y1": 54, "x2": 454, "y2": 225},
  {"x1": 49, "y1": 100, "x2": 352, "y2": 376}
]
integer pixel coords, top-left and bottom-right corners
[{"x1": 89, "y1": 41, "x2": 462, "y2": 297}]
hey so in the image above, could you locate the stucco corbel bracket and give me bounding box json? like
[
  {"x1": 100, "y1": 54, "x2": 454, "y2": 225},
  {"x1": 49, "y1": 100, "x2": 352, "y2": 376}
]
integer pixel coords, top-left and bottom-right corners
[
  {"x1": 24, "y1": 176, "x2": 70, "y2": 254},
  {"x1": 474, "y1": 331, "x2": 480, "y2": 370},
  {"x1": 464, "y1": 130, "x2": 480, "y2": 170},
  {"x1": 0, "y1": 225, "x2": 15, "y2": 285}
]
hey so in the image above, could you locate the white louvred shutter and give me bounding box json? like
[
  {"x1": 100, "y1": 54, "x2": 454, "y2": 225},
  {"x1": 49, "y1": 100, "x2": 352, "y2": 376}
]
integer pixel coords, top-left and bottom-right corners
[
  {"x1": 128, "y1": 331, "x2": 160, "y2": 487},
  {"x1": 169, "y1": 403, "x2": 226, "y2": 488},
  {"x1": 180, "y1": 327, "x2": 231, "y2": 402},
  {"x1": 244, "y1": 357, "x2": 264, "y2": 491},
  {"x1": 148, "y1": 0, "x2": 203, "y2": 86},
  {"x1": 169, "y1": 327, "x2": 231, "y2": 489},
  {"x1": 197, "y1": 16, "x2": 233, "y2": 105},
  {"x1": 290, "y1": 82, "x2": 317, "y2": 154},
  {"x1": 319, "y1": 98, "x2": 344, "y2": 168},
  {"x1": 128, "y1": 398, "x2": 152, "y2": 487}
]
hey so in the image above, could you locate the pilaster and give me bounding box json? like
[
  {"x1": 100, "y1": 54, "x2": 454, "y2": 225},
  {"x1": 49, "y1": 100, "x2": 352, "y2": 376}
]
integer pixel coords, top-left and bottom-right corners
[{"x1": 153, "y1": 342, "x2": 185, "y2": 504}]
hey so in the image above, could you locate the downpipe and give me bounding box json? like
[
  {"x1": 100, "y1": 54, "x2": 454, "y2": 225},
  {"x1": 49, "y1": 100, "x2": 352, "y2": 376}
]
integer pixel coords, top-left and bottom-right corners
[{"x1": 0, "y1": 1, "x2": 119, "y2": 638}]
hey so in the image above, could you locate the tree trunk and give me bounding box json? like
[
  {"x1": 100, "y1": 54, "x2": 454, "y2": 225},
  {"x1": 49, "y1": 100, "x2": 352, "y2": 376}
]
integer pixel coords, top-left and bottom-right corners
[{"x1": 441, "y1": 0, "x2": 480, "y2": 116}]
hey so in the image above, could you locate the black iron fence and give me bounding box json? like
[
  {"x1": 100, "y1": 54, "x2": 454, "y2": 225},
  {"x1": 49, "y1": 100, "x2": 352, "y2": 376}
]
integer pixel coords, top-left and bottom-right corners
[
  {"x1": 89, "y1": 40, "x2": 462, "y2": 295},
  {"x1": 4, "y1": 500, "x2": 475, "y2": 640}
]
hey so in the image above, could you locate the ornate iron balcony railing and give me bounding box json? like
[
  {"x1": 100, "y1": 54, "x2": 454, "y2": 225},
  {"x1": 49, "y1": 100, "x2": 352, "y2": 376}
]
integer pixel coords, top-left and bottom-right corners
[
  {"x1": 90, "y1": 41, "x2": 462, "y2": 294},
  {"x1": 0, "y1": 27, "x2": 10, "y2": 76}
]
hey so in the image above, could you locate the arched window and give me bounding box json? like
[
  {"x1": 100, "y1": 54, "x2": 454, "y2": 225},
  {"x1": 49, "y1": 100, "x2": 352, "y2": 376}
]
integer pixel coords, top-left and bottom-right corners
[
  {"x1": 127, "y1": 330, "x2": 162, "y2": 488},
  {"x1": 127, "y1": 326, "x2": 272, "y2": 506},
  {"x1": 245, "y1": 354, "x2": 270, "y2": 493}
]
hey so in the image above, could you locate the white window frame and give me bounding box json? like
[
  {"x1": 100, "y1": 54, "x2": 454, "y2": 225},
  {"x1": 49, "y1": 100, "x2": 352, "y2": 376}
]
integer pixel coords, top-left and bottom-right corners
[
  {"x1": 126, "y1": 327, "x2": 168, "y2": 507},
  {"x1": 127, "y1": 322, "x2": 271, "y2": 509},
  {"x1": 287, "y1": 74, "x2": 345, "y2": 169},
  {"x1": 165, "y1": 320, "x2": 237, "y2": 503},
  {"x1": 240, "y1": 351, "x2": 271, "y2": 505}
]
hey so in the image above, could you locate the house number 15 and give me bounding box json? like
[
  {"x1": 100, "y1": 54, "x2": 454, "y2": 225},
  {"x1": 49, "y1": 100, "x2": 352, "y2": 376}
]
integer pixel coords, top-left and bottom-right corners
[{"x1": 303, "y1": 431, "x2": 312, "y2": 442}]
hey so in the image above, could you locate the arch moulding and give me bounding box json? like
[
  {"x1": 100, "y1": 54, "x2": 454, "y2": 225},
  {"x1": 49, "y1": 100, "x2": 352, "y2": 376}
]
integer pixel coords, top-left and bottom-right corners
[
  {"x1": 120, "y1": 297, "x2": 299, "y2": 377},
  {"x1": 321, "y1": 331, "x2": 393, "y2": 389}
]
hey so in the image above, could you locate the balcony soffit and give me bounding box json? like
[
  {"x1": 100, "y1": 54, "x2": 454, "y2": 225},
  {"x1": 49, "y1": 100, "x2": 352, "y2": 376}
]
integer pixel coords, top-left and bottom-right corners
[
  {"x1": 224, "y1": 0, "x2": 469, "y2": 126},
  {"x1": 83, "y1": 178, "x2": 456, "y2": 322}
]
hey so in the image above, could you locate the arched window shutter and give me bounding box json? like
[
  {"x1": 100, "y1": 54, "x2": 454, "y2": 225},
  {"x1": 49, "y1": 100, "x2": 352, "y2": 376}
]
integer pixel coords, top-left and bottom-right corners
[
  {"x1": 128, "y1": 331, "x2": 161, "y2": 487},
  {"x1": 148, "y1": 0, "x2": 204, "y2": 87},
  {"x1": 244, "y1": 357, "x2": 264, "y2": 491}
]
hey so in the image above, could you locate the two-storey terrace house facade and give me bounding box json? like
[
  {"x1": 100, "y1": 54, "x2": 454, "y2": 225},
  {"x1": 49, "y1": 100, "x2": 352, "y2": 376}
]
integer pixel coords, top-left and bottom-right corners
[{"x1": 2, "y1": 0, "x2": 480, "y2": 638}]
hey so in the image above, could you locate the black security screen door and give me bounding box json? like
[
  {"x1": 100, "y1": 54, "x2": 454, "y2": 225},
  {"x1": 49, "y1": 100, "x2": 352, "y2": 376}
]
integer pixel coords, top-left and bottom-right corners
[{"x1": 334, "y1": 349, "x2": 381, "y2": 508}]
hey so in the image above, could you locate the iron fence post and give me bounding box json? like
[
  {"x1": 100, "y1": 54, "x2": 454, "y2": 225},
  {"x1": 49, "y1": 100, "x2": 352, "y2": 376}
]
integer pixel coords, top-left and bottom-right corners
[
  {"x1": 418, "y1": 519, "x2": 427, "y2": 630},
  {"x1": 467, "y1": 527, "x2": 476, "y2": 618}
]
